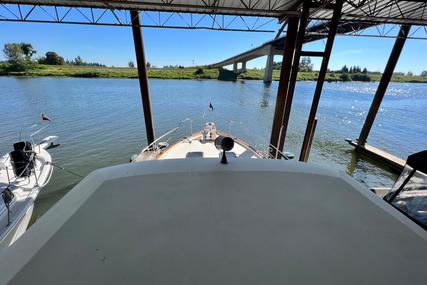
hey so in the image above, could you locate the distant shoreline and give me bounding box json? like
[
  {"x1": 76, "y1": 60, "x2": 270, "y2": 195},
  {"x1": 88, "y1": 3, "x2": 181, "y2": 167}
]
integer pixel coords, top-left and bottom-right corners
[{"x1": 1, "y1": 64, "x2": 426, "y2": 83}]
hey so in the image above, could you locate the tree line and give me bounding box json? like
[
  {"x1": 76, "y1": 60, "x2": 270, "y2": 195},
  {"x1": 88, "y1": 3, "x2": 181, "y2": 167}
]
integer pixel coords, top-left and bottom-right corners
[
  {"x1": 339, "y1": 65, "x2": 367, "y2": 74},
  {"x1": 2, "y1": 42, "x2": 105, "y2": 71},
  {"x1": 271, "y1": 58, "x2": 427, "y2": 78}
]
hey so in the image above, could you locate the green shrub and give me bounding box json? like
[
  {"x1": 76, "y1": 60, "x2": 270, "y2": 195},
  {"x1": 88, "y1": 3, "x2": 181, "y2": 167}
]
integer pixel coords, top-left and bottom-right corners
[
  {"x1": 194, "y1": 68, "x2": 204, "y2": 75},
  {"x1": 351, "y1": 73, "x2": 371, "y2": 82},
  {"x1": 71, "y1": 72, "x2": 100, "y2": 78},
  {"x1": 340, "y1": 73, "x2": 351, "y2": 81}
]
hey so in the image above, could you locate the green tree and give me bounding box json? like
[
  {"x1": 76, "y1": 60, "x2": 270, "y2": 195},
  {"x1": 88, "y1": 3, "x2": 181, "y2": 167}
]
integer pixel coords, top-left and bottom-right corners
[
  {"x1": 362, "y1": 67, "x2": 368, "y2": 74},
  {"x1": 128, "y1": 60, "x2": 135, "y2": 68},
  {"x1": 407, "y1": 71, "x2": 413, "y2": 76},
  {"x1": 194, "y1": 68, "x2": 204, "y2": 75},
  {"x1": 340, "y1": 73, "x2": 351, "y2": 81},
  {"x1": 3, "y1": 43, "x2": 24, "y2": 63},
  {"x1": 341, "y1": 65, "x2": 349, "y2": 73},
  {"x1": 20, "y1": 43, "x2": 36, "y2": 60},
  {"x1": 2, "y1": 43, "x2": 34, "y2": 71},
  {"x1": 40, "y1": 51, "x2": 65, "y2": 65},
  {"x1": 74, "y1": 56, "x2": 83, "y2": 66},
  {"x1": 351, "y1": 73, "x2": 371, "y2": 82},
  {"x1": 421, "y1": 70, "x2": 427, "y2": 77},
  {"x1": 146, "y1": 62, "x2": 151, "y2": 68},
  {"x1": 272, "y1": 61, "x2": 282, "y2": 70},
  {"x1": 299, "y1": 57, "x2": 313, "y2": 72}
]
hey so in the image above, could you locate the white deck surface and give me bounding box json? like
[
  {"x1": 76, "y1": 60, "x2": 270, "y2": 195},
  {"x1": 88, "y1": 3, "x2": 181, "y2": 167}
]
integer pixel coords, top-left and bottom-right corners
[
  {"x1": 159, "y1": 133, "x2": 257, "y2": 160},
  {"x1": 0, "y1": 159, "x2": 426, "y2": 285}
]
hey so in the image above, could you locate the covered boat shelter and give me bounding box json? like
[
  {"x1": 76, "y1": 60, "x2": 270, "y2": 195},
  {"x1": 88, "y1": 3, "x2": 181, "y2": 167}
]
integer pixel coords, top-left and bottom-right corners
[{"x1": 0, "y1": 0, "x2": 426, "y2": 170}]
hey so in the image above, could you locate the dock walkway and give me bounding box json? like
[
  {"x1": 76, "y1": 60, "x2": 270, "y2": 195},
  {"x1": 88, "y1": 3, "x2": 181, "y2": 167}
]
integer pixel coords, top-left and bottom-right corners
[{"x1": 346, "y1": 140, "x2": 406, "y2": 173}]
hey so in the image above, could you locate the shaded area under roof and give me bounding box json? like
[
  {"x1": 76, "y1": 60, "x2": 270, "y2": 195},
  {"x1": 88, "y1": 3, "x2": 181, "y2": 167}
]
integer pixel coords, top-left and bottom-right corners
[{"x1": 0, "y1": 0, "x2": 426, "y2": 26}]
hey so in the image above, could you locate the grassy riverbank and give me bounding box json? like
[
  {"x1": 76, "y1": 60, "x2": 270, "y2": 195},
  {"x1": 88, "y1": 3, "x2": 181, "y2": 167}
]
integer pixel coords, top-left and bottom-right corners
[{"x1": 1, "y1": 63, "x2": 426, "y2": 83}]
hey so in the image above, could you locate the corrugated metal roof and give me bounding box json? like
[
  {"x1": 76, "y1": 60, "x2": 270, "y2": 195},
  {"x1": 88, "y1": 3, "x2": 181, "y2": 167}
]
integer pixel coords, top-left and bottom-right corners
[
  {"x1": 1, "y1": 0, "x2": 426, "y2": 25},
  {"x1": 312, "y1": 0, "x2": 427, "y2": 26},
  {"x1": 0, "y1": 0, "x2": 303, "y2": 17}
]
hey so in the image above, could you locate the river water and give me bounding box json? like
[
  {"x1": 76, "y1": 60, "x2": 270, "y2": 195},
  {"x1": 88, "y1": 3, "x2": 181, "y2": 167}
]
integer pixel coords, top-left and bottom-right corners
[{"x1": 0, "y1": 77, "x2": 425, "y2": 223}]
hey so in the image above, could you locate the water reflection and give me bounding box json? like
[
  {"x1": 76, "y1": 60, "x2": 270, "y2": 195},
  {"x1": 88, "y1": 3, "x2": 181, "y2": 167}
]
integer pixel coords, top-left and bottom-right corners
[
  {"x1": 346, "y1": 150, "x2": 360, "y2": 176},
  {"x1": 260, "y1": 87, "x2": 271, "y2": 108}
]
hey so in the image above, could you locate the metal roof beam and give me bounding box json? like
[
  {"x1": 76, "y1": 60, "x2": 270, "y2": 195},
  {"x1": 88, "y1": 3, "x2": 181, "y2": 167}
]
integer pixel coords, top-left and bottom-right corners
[
  {"x1": 0, "y1": 4, "x2": 281, "y2": 32},
  {"x1": 0, "y1": 0, "x2": 302, "y2": 17}
]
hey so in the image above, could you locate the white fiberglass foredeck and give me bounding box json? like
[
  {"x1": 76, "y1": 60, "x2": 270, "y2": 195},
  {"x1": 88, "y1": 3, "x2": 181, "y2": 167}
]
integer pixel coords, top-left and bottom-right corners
[
  {"x1": 0, "y1": 159, "x2": 426, "y2": 285},
  {"x1": 158, "y1": 132, "x2": 258, "y2": 160}
]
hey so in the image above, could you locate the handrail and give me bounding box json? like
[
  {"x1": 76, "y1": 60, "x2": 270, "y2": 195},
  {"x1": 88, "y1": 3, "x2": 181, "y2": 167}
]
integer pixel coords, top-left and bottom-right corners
[
  {"x1": 30, "y1": 125, "x2": 49, "y2": 144},
  {"x1": 140, "y1": 118, "x2": 193, "y2": 154},
  {"x1": 267, "y1": 144, "x2": 290, "y2": 160},
  {"x1": 138, "y1": 118, "x2": 293, "y2": 161},
  {"x1": 140, "y1": 126, "x2": 180, "y2": 153}
]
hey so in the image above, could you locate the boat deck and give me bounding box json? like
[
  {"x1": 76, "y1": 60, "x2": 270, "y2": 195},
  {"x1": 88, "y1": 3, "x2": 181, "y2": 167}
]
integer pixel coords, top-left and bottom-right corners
[
  {"x1": 159, "y1": 133, "x2": 257, "y2": 160},
  {"x1": 1, "y1": 159, "x2": 426, "y2": 285},
  {"x1": 136, "y1": 131, "x2": 260, "y2": 162}
]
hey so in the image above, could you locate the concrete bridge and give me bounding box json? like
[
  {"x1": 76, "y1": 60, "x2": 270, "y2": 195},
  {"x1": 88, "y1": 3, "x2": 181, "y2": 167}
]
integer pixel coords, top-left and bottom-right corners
[{"x1": 209, "y1": 21, "x2": 372, "y2": 83}]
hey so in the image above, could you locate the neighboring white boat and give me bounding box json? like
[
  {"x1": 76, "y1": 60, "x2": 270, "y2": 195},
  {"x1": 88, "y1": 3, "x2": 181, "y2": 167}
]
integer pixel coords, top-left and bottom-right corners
[
  {"x1": 0, "y1": 135, "x2": 57, "y2": 251},
  {"x1": 132, "y1": 121, "x2": 293, "y2": 162},
  {"x1": 372, "y1": 150, "x2": 427, "y2": 229}
]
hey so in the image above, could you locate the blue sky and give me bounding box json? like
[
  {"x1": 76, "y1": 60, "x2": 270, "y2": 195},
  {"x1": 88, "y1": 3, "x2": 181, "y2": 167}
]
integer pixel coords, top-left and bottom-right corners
[{"x1": 0, "y1": 20, "x2": 426, "y2": 74}]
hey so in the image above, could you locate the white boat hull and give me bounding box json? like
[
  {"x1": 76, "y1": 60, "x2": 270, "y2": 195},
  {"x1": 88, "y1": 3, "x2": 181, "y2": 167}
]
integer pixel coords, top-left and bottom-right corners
[
  {"x1": 0, "y1": 140, "x2": 54, "y2": 251},
  {"x1": 0, "y1": 204, "x2": 33, "y2": 252}
]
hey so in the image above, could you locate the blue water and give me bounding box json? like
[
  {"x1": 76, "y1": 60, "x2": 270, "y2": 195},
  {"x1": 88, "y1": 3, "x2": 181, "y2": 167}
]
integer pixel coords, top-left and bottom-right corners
[{"x1": 0, "y1": 77, "x2": 425, "y2": 221}]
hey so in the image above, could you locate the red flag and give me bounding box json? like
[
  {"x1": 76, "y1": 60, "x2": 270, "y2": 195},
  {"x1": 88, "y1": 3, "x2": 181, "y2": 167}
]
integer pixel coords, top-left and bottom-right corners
[{"x1": 41, "y1": 113, "x2": 52, "y2": 122}]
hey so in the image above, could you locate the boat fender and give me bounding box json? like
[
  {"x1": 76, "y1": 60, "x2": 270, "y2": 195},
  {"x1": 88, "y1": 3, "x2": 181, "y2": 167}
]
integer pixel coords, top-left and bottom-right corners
[{"x1": 1, "y1": 187, "x2": 14, "y2": 226}]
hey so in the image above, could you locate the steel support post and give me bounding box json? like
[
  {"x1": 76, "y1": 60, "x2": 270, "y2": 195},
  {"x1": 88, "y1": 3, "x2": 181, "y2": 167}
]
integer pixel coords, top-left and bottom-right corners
[
  {"x1": 299, "y1": 0, "x2": 344, "y2": 161},
  {"x1": 277, "y1": 1, "x2": 311, "y2": 154},
  {"x1": 269, "y1": 17, "x2": 299, "y2": 158},
  {"x1": 130, "y1": 10, "x2": 155, "y2": 145},
  {"x1": 358, "y1": 24, "x2": 411, "y2": 146}
]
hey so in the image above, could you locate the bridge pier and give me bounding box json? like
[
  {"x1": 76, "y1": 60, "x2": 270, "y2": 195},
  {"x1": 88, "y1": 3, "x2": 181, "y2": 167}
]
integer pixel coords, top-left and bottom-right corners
[
  {"x1": 263, "y1": 45, "x2": 275, "y2": 83},
  {"x1": 233, "y1": 62, "x2": 238, "y2": 73},
  {"x1": 241, "y1": 61, "x2": 247, "y2": 73}
]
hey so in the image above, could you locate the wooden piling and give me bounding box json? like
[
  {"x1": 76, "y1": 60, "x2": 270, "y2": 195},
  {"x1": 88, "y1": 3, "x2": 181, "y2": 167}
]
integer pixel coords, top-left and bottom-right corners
[
  {"x1": 269, "y1": 17, "x2": 299, "y2": 158},
  {"x1": 299, "y1": 0, "x2": 344, "y2": 162},
  {"x1": 302, "y1": 118, "x2": 317, "y2": 162},
  {"x1": 277, "y1": 1, "x2": 311, "y2": 154},
  {"x1": 130, "y1": 10, "x2": 155, "y2": 145},
  {"x1": 357, "y1": 24, "x2": 411, "y2": 146}
]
